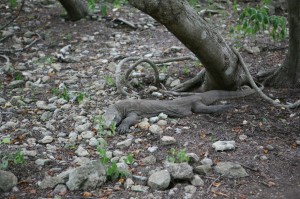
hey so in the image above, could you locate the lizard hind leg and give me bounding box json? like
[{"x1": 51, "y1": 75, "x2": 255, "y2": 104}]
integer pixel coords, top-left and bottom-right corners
[{"x1": 192, "y1": 102, "x2": 233, "y2": 114}]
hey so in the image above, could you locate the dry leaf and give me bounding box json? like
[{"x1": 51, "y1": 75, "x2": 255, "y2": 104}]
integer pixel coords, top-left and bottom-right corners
[
  {"x1": 83, "y1": 191, "x2": 92, "y2": 197},
  {"x1": 212, "y1": 182, "x2": 221, "y2": 187}
]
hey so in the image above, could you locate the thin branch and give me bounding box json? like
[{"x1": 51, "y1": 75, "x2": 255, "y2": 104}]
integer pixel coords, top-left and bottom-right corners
[
  {"x1": 0, "y1": 33, "x2": 42, "y2": 54},
  {"x1": 231, "y1": 46, "x2": 300, "y2": 109},
  {"x1": 115, "y1": 56, "x2": 194, "y2": 96},
  {"x1": 206, "y1": 174, "x2": 223, "y2": 194},
  {"x1": 0, "y1": 0, "x2": 26, "y2": 31}
]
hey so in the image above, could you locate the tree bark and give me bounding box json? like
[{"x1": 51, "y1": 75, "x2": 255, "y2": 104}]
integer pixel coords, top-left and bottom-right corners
[
  {"x1": 128, "y1": 0, "x2": 247, "y2": 91},
  {"x1": 58, "y1": 0, "x2": 89, "y2": 21},
  {"x1": 264, "y1": 0, "x2": 300, "y2": 88}
]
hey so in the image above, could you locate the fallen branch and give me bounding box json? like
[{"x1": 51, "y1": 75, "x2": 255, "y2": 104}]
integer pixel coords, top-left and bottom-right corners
[
  {"x1": 0, "y1": 54, "x2": 11, "y2": 74},
  {"x1": 0, "y1": 33, "x2": 42, "y2": 54},
  {"x1": 115, "y1": 56, "x2": 194, "y2": 96},
  {"x1": 231, "y1": 46, "x2": 300, "y2": 109},
  {"x1": 0, "y1": 0, "x2": 26, "y2": 31},
  {"x1": 206, "y1": 174, "x2": 223, "y2": 194}
]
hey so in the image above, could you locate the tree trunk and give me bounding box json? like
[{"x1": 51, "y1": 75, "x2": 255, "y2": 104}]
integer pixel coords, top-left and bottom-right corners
[
  {"x1": 128, "y1": 0, "x2": 247, "y2": 91},
  {"x1": 264, "y1": 0, "x2": 300, "y2": 88},
  {"x1": 58, "y1": 0, "x2": 89, "y2": 21}
]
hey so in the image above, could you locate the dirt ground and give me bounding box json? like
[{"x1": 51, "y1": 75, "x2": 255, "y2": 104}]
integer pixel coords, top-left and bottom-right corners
[{"x1": 0, "y1": 1, "x2": 299, "y2": 199}]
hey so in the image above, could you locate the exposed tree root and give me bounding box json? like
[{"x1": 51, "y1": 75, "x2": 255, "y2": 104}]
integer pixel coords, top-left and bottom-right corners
[
  {"x1": 115, "y1": 56, "x2": 194, "y2": 97},
  {"x1": 231, "y1": 46, "x2": 300, "y2": 109},
  {"x1": 171, "y1": 68, "x2": 206, "y2": 92},
  {"x1": 0, "y1": 33, "x2": 42, "y2": 54},
  {"x1": 0, "y1": 54, "x2": 11, "y2": 74}
]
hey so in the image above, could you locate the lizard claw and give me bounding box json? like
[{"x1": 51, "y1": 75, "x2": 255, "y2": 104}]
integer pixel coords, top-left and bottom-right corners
[{"x1": 117, "y1": 125, "x2": 129, "y2": 134}]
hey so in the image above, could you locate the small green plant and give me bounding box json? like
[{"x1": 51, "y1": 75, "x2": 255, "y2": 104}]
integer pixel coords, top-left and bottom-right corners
[
  {"x1": 76, "y1": 92, "x2": 85, "y2": 103},
  {"x1": 0, "y1": 150, "x2": 25, "y2": 170},
  {"x1": 14, "y1": 73, "x2": 23, "y2": 80},
  {"x1": 124, "y1": 154, "x2": 134, "y2": 165},
  {"x1": 97, "y1": 147, "x2": 129, "y2": 180},
  {"x1": 167, "y1": 148, "x2": 190, "y2": 163},
  {"x1": 34, "y1": 56, "x2": 55, "y2": 65},
  {"x1": 87, "y1": 0, "x2": 96, "y2": 11},
  {"x1": 183, "y1": 65, "x2": 190, "y2": 76},
  {"x1": 51, "y1": 87, "x2": 71, "y2": 101},
  {"x1": 0, "y1": 137, "x2": 11, "y2": 144},
  {"x1": 8, "y1": 0, "x2": 17, "y2": 8},
  {"x1": 93, "y1": 115, "x2": 116, "y2": 137},
  {"x1": 105, "y1": 76, "x2": 116, "y2": 87},
  {"x1": 232, "y1": 1, "x2": 287, "y2": 41}
]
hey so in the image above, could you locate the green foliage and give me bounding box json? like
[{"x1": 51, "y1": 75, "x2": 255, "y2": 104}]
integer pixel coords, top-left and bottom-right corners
[
  {"x1": 0, "y1": 137, "x2": 11, "y2": 144},
  {"x1": 87, "y1": 0, "x2": 96, "y2": 11},
  {"x1": 233, "y1": 2, "x2": 287, "y2": 41},
  {"x1": 167, "y1": 148, "x2": 190, "y2": 163},
  {"x1": 8, "y1": 0, "x2": 17, "y2": 8},
  {"x1": 93, "y1": 115, "x2": 116, "y2": 136},
  {"x1": 0, "y1": 150, "x2": 25, "y2": 170},
  {"x1": 188, "y1": 0, "x2": 198, "y2": 7},
  {"x1": 51, "y1": 87, "x2": 71, "y2": 101},
  {"x1": 97, "y1": 147, "x2": 130, "y2": 180},
  {"x1": 14, "y1": 73, "x2": 23, "y2": 80},
  {"x1": 124, "y1": 154, "x2": 134, "y2": 165},
  {"x1": 76, "y1": 92, "x2": 85, "y2": 103},
  {"x1": 183, "y1": 65, "x2": 190, "y2": 76},
  {"x1": 105, "y1": 76, "x2": 116, "y2": 87},
  {"x1": 34, "y1": 56, "x2": 55, "y2": 65}
]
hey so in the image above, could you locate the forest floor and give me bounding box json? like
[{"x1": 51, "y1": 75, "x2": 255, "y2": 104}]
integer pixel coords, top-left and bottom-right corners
[{"x1": 0, "y1": 0, "x2": 299, "y2": 199}]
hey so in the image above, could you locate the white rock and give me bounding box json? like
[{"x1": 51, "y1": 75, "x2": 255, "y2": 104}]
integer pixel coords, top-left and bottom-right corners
[
  {"x1": 158, "y1": 113, "x2": 168, "y2": 119},
  {"x1": 148, "y1": 146, "x2": 158, "y2": 153},
  {"x1": 75, "y1": 146, "x2": 89, "y2": 157},
  {"x1": 137, "y1": 121, "x2": 150, "y2": 130},
  {"x1": 157, "y1": 120, "x2": 167, "y2": 126},
  {"x1": 39, "y1": 136, "x2": 54, "y2": 144},
  {"x1": 161, "y1": 136, "x2": 176, "y2": 145},
  {"x1": 212, "y1": 140, "x2": 236, "y2": 151},
  {"x1": 149, "y1": 124, "x2": 163, "y2": 134},
  {"x1": 80, "y1": 131, "x2": 94, "y2": 139},
  {"x1": 149, "y1": 116, "x2": 159, "y2": 123}
]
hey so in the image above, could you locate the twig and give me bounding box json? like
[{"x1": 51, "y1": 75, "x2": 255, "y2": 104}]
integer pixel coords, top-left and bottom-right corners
[
  {"x1": 0, "y1": 54, "x2": 11, "y2": 73},
  {"x1": 231, "y1": 46, "x2": 300, "y2": 109},
  {"x1": 0, "y1": 34, "x2": 14, "y2": 43},
  {"x1": 206, "y1": 174, "x2": 223, "y2": 194},
  {"x1": 115, "y1": 56, "x2": 194, "y2": 96},
  {"x1": 0, "y1": 0, "x2": 26, "y2": 31},
  {"x1": 0, "y1": 33, "x2": 42, "y2": 54}
]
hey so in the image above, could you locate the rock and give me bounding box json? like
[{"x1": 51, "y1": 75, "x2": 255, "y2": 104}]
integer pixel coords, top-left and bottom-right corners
[
  {"x1": 266, "y1": 145, "x2": 274, "y2": 151},
  {"x1": 200, "y1": 157, "x2": 213, "y2": 166},
  {"x1": 132, "y1": 175, "x2": 148, "y2": 186},
  {"x1": 214, "y1": 162, "x2": 248, "y2": 178},
  {"x1": 149, "y1": 124, "x2": 163, "y2": 134},
  {"x1": 148, "y1": 146, "x2": 158, "y2": 153},
  {"x1": 148, "y1": 170, "x2": 171, "y2": 190},
  {"x1": 187, "y1": 153, "x2": 200, "y2": 163},
  {"x1": 296, "y1": 140, "x2": 300, "y2": 145},
  {"x1": 7, "y1": 80, "x2": 24, "y2": 88},
  {"x1": 152, "y1": 92, "x2": 163, "y2": 98},
  {"x1": 191, "y1": 175, "x2": 204, "y2": 187},
  {"x1": 73, "y1": 157, "x2": 91, "y2": 166},
  {"x1": 193, "y1": 165, "x2": 212, "y2": 175},
  {"x1": 75, "y1": 146, "x2": 89, "y2": 157},
  {"x1": 212, "y1": 140, "x2": 236, "y2": 151},
  {"x1": 107, "y1": 62, "x2": 117, "y2": 72},
  {"x1": 22, "y1": 149, "x2": 37, "y2": 157},
  {"x1": 36, "y1": 101, "x2": 56, "y2": 111},
  {"x1": 80, "y1": 131, "x2": 94, "y2": 139},
  {"x1": 239, "y1": 134, "x2": 248, "y2": 141},
  {"x1": 66, "y1": 161, "x2": 106, "y2": 191},
  {"x1": 131, "y1": 185, "x2": 149, "y2": 192},
  {"x1": 75, "y1": 122, "x2": 92, "y2": 132},
  {"x1": 116, "y1": 138, "x2": 133, "y2": 148},
  {"x1": 165, "y1": 162, "x2": 193, "y2": 180},
  {"x1": 38, "y1": 135, "x2": 53, "y2": 144},
  {"x1": 161, "y1": 136, "x2": 176, "y2": 145},
  {"x1": 170, "y1": 79, "x2": 181, "y2": 87},
  {"x1": 149, "y1": 116, "x2": 159, "y2": 123},
  {"x1": 0, "y1": 170, "x2": 18, "y2": 192},
  {"x1": 138, "y1": 121, "x2": 150, "y2": 130},
  {"x1": 35, "y1": 159, "x2": 52, "y2": 166},
  {"x1": 157, "y1": 120, "x2": 167, "y2": 126},
  {"x1": 39, "y1": 176, "x2": 65, "y2": 189},
  {"x1": 141, "y1": 155, "x2": 157, "y2": 165},
  {"x1": 0, "y1": 121, "x2": 18, "y2": 131},
  {"x1": 124, "y1": 178, "x2": 134, "y2": 189},
  {"x1": 52, "y1": 184, "x2": 67, "y2": 195},
  {"x1": 260, "y1": 155, "x2": 268, "y2": 161}
]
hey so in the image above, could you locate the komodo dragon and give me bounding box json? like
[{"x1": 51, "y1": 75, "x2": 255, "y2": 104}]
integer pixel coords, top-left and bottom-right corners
[{"x1": 103, "y1": 89, "x2": 256, "y2": 134}]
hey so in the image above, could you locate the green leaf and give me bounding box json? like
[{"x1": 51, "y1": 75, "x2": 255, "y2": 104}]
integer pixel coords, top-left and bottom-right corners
[{"x1": 1, "y1": 137, "x2": 11, "y2": 144}]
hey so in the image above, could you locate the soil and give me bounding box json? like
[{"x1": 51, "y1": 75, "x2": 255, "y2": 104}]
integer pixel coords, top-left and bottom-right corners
[{"x1": 0, "y1": 1, "x2": 299, "y2": 199}]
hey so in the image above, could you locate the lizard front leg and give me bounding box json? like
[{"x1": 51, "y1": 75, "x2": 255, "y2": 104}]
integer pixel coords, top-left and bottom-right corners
[{"x1": 117, "y1": 112, "x2": 139, "y2": 134}]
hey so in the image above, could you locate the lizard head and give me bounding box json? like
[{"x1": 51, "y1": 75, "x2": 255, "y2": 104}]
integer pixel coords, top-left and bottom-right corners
[{"x1": 103, "y1": 106, "x2": 122, "y2": 128}]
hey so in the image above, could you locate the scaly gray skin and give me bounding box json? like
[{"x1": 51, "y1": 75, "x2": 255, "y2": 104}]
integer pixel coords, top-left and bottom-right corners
[{"x1": 103, "y1": 89, "x2": 256, "y2": 134}]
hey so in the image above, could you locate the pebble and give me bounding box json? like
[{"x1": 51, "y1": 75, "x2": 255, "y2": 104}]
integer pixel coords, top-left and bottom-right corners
[
  {"x1": 75, "y1": 146, "x2": 89, "y2": 157},
  {"x1": 149, "y1": 124, "x2": 163, "y2": 134},
  {"x1": 39, "y1": 136, "x2": 54, "y2": 144},
  {"x1": 161, "y1": 136, "x2": 176, "y2": 145}
]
